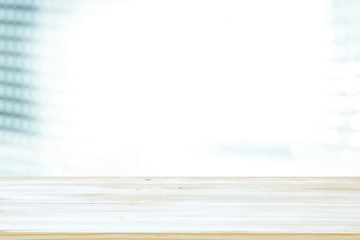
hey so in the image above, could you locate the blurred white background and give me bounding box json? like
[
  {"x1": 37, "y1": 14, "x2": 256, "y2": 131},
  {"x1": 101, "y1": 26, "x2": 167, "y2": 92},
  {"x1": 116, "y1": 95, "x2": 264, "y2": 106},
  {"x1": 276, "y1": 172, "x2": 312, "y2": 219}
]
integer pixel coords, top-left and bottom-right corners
[{"x1": 0, "y1": 0, "x2": 359, "y2": 176}]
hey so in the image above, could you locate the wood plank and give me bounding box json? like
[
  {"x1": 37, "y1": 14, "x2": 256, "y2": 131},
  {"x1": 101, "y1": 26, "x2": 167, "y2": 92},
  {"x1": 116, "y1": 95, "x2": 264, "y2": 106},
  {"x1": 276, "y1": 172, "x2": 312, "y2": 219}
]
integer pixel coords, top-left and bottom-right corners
[{"x1": 0, "y1": 178, "x2": 360, "y2": 239}]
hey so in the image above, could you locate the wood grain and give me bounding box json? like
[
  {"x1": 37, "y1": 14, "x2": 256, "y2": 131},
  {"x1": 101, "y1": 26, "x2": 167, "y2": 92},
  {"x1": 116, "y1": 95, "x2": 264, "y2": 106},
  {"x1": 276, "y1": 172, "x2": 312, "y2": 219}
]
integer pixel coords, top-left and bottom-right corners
[{"x1": 0, "y1": 177, "x2": 359, "y2": 239}]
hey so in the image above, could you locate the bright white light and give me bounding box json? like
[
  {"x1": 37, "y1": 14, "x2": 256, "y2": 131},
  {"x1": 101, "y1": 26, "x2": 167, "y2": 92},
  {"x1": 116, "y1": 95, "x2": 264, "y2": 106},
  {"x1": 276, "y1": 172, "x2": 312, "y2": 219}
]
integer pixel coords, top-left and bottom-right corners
[
  {"x1": 339, "y1": 149, "x2": 353, "y2": 162},
  {"x1": 48, "y1": 167, "x2": 64, "y2": 176},
  {"x1": 291, "y1": 144, "x2": 305, "y2": 156},
  {"x1": 327, "y1": 96, "x2": 345, "y2": 112},
  {"x1": 349, "y1": 132, "x2": 360, "y2": 148},
  {"x1": 324, "y1": 113, "x2": 343, "y2": 127},
  {"x1": 350, "y1": 114, "x2": 360, "y2": 129},
  {"x1": 343, "y1": 77, "x2": 360, "y2": 95},
  {"x1": 51, "y1": 123, "x2": 68, "y2": 137},
  {"x1": 343, "y1": 62, "x2": 360, "y2": 79},
  {"x1": 38, "y1": 0, "x2": 334, "y2": 175},
  {"x1": 327, "y1": 79, "x2": 343, "y2": 94},
  {"x1": 325, "y1": 130, "x2": 342, "y2": 144}
]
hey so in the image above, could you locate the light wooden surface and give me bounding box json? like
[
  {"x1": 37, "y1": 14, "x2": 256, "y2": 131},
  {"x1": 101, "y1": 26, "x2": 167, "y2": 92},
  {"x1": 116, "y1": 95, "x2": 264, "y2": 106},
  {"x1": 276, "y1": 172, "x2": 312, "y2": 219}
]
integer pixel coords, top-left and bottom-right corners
[{"x1": 0, "y1": 177, "x2": 360, "y2": 239}]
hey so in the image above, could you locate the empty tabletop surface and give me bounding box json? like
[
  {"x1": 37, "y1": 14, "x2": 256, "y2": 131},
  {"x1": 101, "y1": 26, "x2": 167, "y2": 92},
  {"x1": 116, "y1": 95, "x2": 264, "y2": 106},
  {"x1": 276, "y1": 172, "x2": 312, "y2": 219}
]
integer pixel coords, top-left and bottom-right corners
[{"x1": 0, "y1": 177, "x2": 360, "y2": 239}]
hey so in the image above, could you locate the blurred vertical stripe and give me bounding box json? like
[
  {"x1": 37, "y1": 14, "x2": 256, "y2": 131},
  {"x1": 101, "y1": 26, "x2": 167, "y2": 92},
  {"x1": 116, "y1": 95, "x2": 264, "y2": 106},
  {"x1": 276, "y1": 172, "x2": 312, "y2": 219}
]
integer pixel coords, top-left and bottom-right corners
[{"x1": 0, "y1": 0, "x2": 41, "y2": 175}]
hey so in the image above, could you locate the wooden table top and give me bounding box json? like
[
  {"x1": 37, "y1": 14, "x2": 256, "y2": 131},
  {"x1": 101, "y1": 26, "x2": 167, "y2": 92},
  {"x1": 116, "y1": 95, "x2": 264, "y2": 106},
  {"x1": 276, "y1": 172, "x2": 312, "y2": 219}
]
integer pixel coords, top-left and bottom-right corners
[{"x1": 0, "y1": 177, "x2": 359, "y2": 239}]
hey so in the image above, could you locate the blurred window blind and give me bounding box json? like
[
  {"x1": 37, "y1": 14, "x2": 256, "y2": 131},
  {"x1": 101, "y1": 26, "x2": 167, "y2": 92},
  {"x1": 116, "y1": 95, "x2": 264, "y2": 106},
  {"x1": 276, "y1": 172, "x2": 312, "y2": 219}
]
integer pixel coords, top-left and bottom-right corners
[{"x1": 0, "y1": 0, "x2": 41, "y2": 175}]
